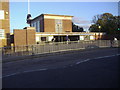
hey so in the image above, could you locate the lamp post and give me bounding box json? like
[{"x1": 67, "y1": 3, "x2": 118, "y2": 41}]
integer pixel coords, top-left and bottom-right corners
[
  {"x1": 26, "y1": 0, "x2": 32, "y2": 27},
  {"x1": 57, "y1": 24, "x2": 60, "y2": 42},
  {"x1": 98, "y1": 25, "x2": 101, "y2": 40}
]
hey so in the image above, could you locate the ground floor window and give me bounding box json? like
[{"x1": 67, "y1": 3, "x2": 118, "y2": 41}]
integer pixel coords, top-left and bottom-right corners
[
  {"x1": 41, "y1": 37, "x2": 46, "y2": 41},
  {"x1": 90, "y1": 36, "x2": 94, "y2": 40},
  {"x1": 0, "y1": 10, "x2": 4, "y2": 19},
  {"x1": 80, "y1": 36, "x2": 84, "y2": 40},
  {"x1": 54, "y1": 35, "x2": 79, "y2": 42}
]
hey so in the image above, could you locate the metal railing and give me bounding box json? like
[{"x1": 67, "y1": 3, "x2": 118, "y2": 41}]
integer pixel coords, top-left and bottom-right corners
[{"x1": 1, "y1": 40, "x2": 120, "y2": 59}]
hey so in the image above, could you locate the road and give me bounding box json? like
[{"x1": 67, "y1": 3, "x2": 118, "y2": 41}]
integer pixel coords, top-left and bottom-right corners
[{"x1": 2, "y1": 48, "x2": 120, "y2": 88}]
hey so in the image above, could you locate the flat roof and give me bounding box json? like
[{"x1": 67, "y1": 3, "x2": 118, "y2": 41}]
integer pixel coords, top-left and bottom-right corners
[
  {"x1": 32, "y1": 13, "x2": 73, "y2": 21},
  {"x1": 43, "y1": 14, "x2": 73, "y2": 17}
]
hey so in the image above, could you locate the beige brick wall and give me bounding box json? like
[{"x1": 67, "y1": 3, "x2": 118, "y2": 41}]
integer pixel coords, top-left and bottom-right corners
[
  {"x1": 0, "y1": 1, "x2": 10, "y2": 47},
  {"x1": 26, "y1": 30, "x2": 36, "y2": 45},
  {"x1": 14, "y1": 28, "x2": 36, "y2": 46},
  {"x1": 44, "y1": 19, "x2": 55, "y2": 32},
  {"x1": 44, "y1": 19, "x2": 72, "y2": 33},
  {"x1": 14, "y1": 30, "x2": 26, "y2": 46},
  {"x1": 62, "y1": 20, "x2": 72, "y2": 32}
]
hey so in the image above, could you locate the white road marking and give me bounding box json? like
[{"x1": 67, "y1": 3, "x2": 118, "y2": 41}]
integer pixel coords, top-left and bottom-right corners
[
  {"x1": 1, "y1": 54, "x2": 120, "y2": 78},
  {"x1": 0, "y1": 72, "x2": 20, "y2": 78},
  {"x1": 76, "y1": 59, "x2": 90, "y2": 65},
  {"x1": 94, "y1": 54, "x2": 119, "y2": 60},
  {"x1": 22, "y1": 68, "x2": 47, "y2": 73},
  {"x1": 0, "y1": 68, "x2": 47, "y2": 78},
  {"x1": 75, "y1": 54, "x2": 120, "y2": 65}
]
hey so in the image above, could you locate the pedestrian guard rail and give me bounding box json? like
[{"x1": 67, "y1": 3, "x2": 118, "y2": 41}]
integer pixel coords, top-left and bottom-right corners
[{"x1": 1, "y1": 40, "x2": 120, "y2": 59}]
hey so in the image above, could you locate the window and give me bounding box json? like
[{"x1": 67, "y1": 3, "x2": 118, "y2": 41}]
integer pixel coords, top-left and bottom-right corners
[
  {"x1": 90, "y1": 36, "x2": 94, "y2": 40},
  {"x1": 36, "y1": 22, "x2": 38, "y2": 32},
  {"x1": 37, "y1": 21, "x2": 40, "y2": 32},
  {"x1": 41, "y1": 37, "x2": 46, "y2": 41},
  {"x1": 34, "y1": 22, "x2": 37, "y2": 32},
  {"x1": 39, "y1": 21, "x2": 40, "y2": 32},
  {"x1": 31, "y1": 23, "x2": 34, "y2": 27},
  {"x1": 0, "y1": 10, "x2": 4, "y2": 19},
  {"x1": 55, "y1": 19, "x2": 63, "y2": 33},
  {"x1": 36, "y1": 36, "x2": 40, "y2": 42},
  {"x1": 80, "y1": 36, "x2": 84, "y2": 40},
  {"x1": 0, "y1": 29, "x2": 5, "y2": 39}
]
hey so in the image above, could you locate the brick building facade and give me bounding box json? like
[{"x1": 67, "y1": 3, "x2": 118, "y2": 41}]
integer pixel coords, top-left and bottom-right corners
[
  {"x1": 0, "y1": 1, "x2": 106, "y2": 47},
  {"x1": 31, "y1": 14, "x2": 73, "y2": 33},
  {"x1": 31, "y1": 14, "x2": 105, "y2": 43},
  {"x1": 0, "y1": 0, "x2": 10, "y2": 47},
  {"x1": 13, "y1": 27, "x2": 36, "y2": 46}
]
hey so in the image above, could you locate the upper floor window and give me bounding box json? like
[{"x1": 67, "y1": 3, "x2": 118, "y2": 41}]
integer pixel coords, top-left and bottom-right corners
[
  {"x1": 0, "y1": 10, "x2": 5, "y2": 19},
  {"x1": 0, "y1": 29, "x2": 5, "y2": 39},
  {"x1": 55, "y1": 19, "x2": 63, "y2": 33},
  {"x1": 36, "y1": 21, "x2": 40, "y2": 32},
  {"x1": 31, "y1": 20, "x2": 40, "y2": 32}
]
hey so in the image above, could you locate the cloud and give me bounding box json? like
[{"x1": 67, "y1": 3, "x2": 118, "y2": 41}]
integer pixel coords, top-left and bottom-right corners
[
  {"x1": 72, "y1": 16, "x2": 90, "y2": 24},
  {"x1": 72, "y1": 16, "x2": 91, "y2": 30}
]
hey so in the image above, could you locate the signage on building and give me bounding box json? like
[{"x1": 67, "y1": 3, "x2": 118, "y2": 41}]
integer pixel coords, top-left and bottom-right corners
[{"x1": 0, "y1": 29, "x2": 5, "y2": 39}]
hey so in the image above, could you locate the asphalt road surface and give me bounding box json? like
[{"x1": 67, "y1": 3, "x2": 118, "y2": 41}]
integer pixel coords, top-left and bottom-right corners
[{"x1": 2, "y1": 48, "x2": 120, "y2": 88}]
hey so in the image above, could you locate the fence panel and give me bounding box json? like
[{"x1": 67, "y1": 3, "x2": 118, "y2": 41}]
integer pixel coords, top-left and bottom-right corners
[{"x1": 2, "y1": 40, "x2": 119, "y2": 59}]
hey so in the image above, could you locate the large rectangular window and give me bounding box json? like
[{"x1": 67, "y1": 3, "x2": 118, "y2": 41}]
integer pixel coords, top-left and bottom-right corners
[
  {"x1": 55, "y1": 19, "x2": 63, "y2": 33},
  {"x1": 0, "y1": 10, "x2": 4, "y2": 19},
  {"x1": 34, "y1": 22, "x2": 37, "y2": 32},
  {"x1": 31, "y1": 21, "x2": 40, "y2": 32},
  {"x1": 37, "y1": 21, "x2": 40, "y2": 32}
]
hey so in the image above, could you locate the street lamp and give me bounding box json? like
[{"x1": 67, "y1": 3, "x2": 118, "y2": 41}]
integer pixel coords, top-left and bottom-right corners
[
  {"x1": 57, "y1": 24, "x2": 60, "y2": 42},
  {"x1": 98, "y1": 25, "x2": 101, "y2": 40}
]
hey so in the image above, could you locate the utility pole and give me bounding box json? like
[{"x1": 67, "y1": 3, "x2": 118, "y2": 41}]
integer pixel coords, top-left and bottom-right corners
[
  {"x1": 26, "y1": 0, "x2": 32, "y2": 26},
  {"x1": 28, "y1": 0, "x2": 30, "y2": 14}
]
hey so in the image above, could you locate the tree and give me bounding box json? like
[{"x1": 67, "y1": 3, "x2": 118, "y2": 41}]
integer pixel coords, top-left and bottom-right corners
[
  {"x1": 72, "y1": 23, "x2": 84, "y2": 32},
  {"x1": 89, "y1": 13, "x2": 120, "y2": 40}
]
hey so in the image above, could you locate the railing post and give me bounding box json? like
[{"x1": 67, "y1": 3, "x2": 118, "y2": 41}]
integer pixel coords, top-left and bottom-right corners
[
  {"x1": 0, "y1": 47, "x2": 2, "y2": 63},
  {"x1": 32, "y1": 45, "x2": 34, "y2": 55}
]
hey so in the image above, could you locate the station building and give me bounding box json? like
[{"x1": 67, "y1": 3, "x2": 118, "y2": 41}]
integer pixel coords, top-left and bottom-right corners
[
  {"x1": 12, "y1": 14, "x2": 105, "y2": 46},
  {"x1": 30, "y1": 14, "x2": 105, "y2": 43},
  {"x1": 0, "y1": 0, "x2": 106, "y2": 47}
]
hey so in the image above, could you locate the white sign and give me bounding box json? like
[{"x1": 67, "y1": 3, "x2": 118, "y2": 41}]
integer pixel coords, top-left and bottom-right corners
[
  {"x1": 0, "y1": 29, "x2": 5, "y2": 39},
  {"x1": 48, "y1": 36, "x2": 53, "y2": 41},
  {"x1": 0, "y1": 10, "x2": 4, "y2": 20},
  {"x1": 36, "y1": 36, "x2": 40, "y2": 42},
  {"x1": 80, "y1": 36, "x2": 84, "y2": 40},
  {"x1": 90, "y1": 36, "x2": 94, "y2": 40}
]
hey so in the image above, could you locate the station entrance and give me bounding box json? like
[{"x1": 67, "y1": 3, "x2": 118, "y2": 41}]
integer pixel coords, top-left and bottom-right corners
[{"x1": 54, "y1": 35, "x2": 79, "y2": 42}]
